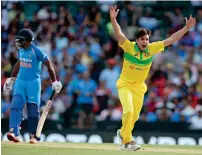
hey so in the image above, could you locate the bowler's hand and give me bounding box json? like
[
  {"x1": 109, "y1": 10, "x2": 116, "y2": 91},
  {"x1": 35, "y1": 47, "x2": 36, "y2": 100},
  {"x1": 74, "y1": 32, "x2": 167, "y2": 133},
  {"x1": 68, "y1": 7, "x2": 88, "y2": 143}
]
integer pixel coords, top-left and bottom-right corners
[
  {"x1": 110, "y1": 5, "x2": 119, "y2": 20},
  {"x1": 185, "y1": 15, "x2": 196, "y2": 30}
]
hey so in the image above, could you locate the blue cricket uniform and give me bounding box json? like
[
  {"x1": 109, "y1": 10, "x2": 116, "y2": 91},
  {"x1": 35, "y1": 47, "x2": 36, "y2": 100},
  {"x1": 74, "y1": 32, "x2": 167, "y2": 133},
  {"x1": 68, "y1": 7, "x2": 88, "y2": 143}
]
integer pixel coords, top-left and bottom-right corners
[
  {"x1": 13, "y1": 44, "x2": 48, "y2": 104},
  {"x1": 75, "y1": 79, "x2": 97, "y2": 104}
]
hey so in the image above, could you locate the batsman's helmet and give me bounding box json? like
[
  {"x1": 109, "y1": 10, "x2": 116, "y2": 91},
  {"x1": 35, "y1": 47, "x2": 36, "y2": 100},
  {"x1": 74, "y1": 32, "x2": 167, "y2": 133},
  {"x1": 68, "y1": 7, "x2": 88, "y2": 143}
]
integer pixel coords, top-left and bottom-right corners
[{"x1": 15, "y1": 29, "x2": 34, "y2": 49}]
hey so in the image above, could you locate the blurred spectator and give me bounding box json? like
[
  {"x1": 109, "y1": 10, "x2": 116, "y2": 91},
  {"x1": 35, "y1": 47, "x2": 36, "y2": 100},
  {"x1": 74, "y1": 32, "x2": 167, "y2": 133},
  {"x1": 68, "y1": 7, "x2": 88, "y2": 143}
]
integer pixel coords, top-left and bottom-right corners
[
  {"x1": 75, "y1": 7, "x2": 86, "y2": 25},
  {"x1": 156, "y1": 107, "x2": 172, "y2": 122},
  {"x1": 88, "y1": 36, "x2": 104, "y2": 62},
  {"x1": 83, "y1": 6, "x2": 101, "y2": 27},
  {"x1": 138, "y1": 7, "x2": 159, "y2": 30},
  {"x1": 189, "y1": 109, "x2": 202, "y2": 130},
  {"x1": 2, "y1": 58, "x2": 12, "y2": 75},
  {"x1": 74, "y1": 71, "x2": 97, "y2": 129},
  {"x1": 146, "y1": 112, "x2": 158, "y2": 122},
  {"x1": 96, "y1": 100, "x2": 122, "y2": 121},
  {"x1": 165, "y1": 8, "x2": 184, "y2": 29},
  {"x1": 37, "y1": 5, "x2": 50, "y2": 20},
  {"x1": 51, "y1": 88, "x2": 70, "y2": 121},
  {"x1": 99, "y1": 58, "x2": 120, "y2": 97},
  {"x1": 94, "y1": 80, "x2": 112, "y2": 114},
  {"x1": 181, "y1": 97, "x2": 196, "y2": 117}
]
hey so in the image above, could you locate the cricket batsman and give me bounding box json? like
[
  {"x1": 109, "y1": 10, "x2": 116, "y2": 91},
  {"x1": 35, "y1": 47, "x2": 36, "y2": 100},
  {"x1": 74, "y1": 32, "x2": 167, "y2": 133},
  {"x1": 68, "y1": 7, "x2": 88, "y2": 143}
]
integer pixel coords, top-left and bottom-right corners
[
  {"x1": 110, "y1": 5, "x2": 196, "y2": 151},
  {"x1": 3, "y1": 29, "x2": 63, "y2": 144}
]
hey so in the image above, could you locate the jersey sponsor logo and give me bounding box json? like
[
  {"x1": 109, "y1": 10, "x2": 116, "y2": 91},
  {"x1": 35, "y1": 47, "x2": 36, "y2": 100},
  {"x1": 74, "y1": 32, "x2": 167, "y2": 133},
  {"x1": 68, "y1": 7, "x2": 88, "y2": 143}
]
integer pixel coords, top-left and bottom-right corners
[
  {"x1": 130, "y1": 65, "x2": 134, "y2": 70},
  {"x1": 135, "y1": 67, "x2": 149, "y2": 71},
  {"x1": 130, "y1": 66, "x2": 149, "y2": 71},
  {"x1": 20, "y1": 58, "x2": 32, "y2": 62},
  {"x1": 20, "y1": 61, "x2": 32, "y2": 68},
  {"x1": 135, "y1": 68, "x2": 142, "y2": 70},
  {"x1": 20, "y1": 58, "x2": 33, "y2": 68}
]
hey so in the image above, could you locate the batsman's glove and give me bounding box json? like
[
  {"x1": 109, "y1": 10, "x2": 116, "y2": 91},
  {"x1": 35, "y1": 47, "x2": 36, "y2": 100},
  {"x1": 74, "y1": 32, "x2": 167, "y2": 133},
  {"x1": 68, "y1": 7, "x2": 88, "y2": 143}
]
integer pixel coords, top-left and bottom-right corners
[
  {"x1": 52, "y1": 81, "x2": 63, "y2": 93},
  {"x1": 3, "y1": 77, "x2": 15, "y2": 92}
]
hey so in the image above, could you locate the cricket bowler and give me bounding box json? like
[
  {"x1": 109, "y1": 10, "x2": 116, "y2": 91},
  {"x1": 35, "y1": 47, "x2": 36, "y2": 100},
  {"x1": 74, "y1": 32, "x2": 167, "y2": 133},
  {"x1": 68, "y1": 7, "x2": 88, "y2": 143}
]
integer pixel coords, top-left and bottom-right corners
[{"x1": 110, "y1": 5, "x2": 196, "y2": 151}]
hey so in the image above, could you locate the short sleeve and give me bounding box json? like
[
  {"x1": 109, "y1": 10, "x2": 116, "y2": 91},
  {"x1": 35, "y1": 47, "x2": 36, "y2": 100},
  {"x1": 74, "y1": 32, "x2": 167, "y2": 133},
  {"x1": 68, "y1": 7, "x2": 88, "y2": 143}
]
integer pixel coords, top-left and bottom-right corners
[
  {"x1": 35, "y1": 48, "x2": 48, "y2": 62},
  {"x1": 118, "y1": 39, "x2": 134, "y2": 52},
  {"x1": 149, "y1": 41, "x2": 165, "y2": 55}
]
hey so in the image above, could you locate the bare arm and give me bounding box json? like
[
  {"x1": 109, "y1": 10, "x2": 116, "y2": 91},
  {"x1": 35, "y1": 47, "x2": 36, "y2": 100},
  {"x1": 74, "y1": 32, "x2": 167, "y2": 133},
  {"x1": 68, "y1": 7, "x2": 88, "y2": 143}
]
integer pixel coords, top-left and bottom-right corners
[
  {"x1": 11, "y1": 60, "x2": 20, "y2": 77},
  {"x1": 43, "y1": 59, "x2": 57, "y2": 82},
  {"x1": 164, "y1": 15, "x2": 196, "y2": 47},
  {"x1": 110, "y1": 5, "x2": 126, "y2": 45}
]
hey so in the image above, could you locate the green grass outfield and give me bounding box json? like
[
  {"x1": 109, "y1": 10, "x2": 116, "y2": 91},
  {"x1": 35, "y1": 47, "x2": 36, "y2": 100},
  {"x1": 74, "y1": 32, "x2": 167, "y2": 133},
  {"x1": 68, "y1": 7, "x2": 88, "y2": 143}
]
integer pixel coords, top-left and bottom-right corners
[{"x1": 2, "y1": 142, "x2": 202, "y2": 155}]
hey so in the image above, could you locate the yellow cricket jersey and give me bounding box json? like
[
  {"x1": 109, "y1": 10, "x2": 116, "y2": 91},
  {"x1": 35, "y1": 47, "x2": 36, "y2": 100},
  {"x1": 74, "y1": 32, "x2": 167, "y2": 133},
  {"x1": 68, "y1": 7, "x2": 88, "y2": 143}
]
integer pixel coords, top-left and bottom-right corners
[{"x1": 118, "y1": 39, "x2": 164, "y2": 82}]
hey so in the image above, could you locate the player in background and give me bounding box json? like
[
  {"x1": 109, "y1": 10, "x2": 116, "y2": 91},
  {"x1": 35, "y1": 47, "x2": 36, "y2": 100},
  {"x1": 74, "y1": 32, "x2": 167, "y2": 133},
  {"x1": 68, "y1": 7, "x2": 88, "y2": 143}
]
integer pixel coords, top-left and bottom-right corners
[
  {"x1": 3, "y1": 29, "x2": 63, "y2": 144},
  {"x1": 110, "y1": 5, "x2": 196, "y2": 151}
]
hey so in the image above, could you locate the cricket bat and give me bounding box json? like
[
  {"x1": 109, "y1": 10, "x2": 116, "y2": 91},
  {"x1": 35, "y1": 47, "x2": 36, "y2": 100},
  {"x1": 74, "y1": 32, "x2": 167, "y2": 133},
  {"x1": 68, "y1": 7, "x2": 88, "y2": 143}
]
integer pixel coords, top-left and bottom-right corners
[{"x1": 36, "y1": 90, "x2": 55, "y2": 139}]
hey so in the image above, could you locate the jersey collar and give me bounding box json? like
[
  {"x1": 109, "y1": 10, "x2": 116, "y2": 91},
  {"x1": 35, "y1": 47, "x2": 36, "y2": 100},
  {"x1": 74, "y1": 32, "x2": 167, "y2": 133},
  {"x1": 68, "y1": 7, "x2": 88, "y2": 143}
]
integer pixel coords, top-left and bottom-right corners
[
  {"x1": 134, "y1": 43, "x2": 149, "y2": 53},
  {"x1": 23, "y1": 43, "x2": 33, "y2": 50}
]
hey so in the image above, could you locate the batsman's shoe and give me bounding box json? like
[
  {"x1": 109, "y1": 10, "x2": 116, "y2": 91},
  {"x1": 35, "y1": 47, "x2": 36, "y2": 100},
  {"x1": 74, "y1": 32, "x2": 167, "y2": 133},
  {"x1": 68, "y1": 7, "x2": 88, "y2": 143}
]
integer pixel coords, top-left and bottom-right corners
[
  {"x1": 29, "y1": 134, "x2": 40, "y2": 144},
  {"x1": 120, "y1": 141, "x2": 141, "y2": 151},
  {"x1": 117, "y1": 129, "x2": 123, "y2": 142},
  {"x1": 29, "y1": 137, "x2": 38, "y2": 144},
  {"x1": 7, "y1": 132, "x2": 21, "y2": 143}
]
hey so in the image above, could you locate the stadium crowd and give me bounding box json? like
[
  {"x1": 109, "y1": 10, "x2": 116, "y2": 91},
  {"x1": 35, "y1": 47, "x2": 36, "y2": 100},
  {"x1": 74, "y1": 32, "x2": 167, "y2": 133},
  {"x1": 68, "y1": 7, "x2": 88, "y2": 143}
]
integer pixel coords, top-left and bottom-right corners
[{"x1": 1, "y1": 1, "x2": 202, "y2": 129}]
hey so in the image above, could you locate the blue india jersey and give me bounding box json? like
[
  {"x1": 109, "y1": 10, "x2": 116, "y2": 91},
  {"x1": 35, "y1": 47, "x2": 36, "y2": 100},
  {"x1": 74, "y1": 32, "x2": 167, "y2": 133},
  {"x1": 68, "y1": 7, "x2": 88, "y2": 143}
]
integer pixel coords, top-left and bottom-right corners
[{"x1": 17, "y1": 44, "x2": 48, "y2": 81}]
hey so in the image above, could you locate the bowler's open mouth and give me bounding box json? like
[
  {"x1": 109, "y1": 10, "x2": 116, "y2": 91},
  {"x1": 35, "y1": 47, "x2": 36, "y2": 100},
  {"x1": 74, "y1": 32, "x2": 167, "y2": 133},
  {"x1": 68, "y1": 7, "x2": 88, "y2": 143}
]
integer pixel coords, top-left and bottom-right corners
[{"x1": 142, "y1": 45, "x2": 146, "y2": 48}]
